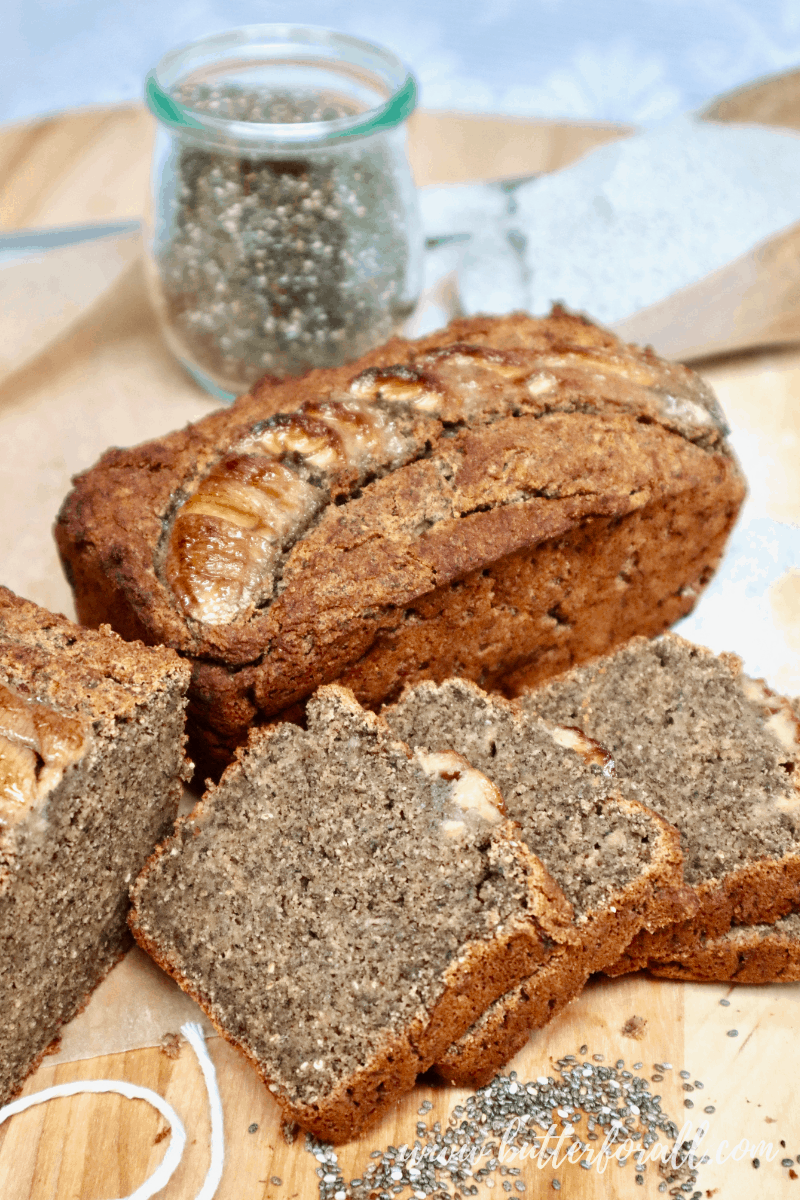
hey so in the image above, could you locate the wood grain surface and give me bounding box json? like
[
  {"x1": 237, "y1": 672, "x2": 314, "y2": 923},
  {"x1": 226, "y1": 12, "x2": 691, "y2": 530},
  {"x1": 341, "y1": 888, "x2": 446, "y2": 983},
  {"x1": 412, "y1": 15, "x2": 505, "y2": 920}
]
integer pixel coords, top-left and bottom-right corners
[
  {"x1": 614, "y1": 216, "x2": 800, "y2": 363},
  {"x1": 2, "y1": 968, "x2": 799, "y2": 1199},
  {"x1": 702, "y1": 63, "x2": 800, "y2": 130},
  {"x1": 1, "y1": 74, "x2": 800, "y2": 1200}
]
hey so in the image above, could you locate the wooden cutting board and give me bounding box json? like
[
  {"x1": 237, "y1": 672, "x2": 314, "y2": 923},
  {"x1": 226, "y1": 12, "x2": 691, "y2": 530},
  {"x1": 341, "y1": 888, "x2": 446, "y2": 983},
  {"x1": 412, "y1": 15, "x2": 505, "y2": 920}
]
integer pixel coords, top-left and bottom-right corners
[{"x1": 1, "y1": 73, "x2": 800, "y2": 1200}]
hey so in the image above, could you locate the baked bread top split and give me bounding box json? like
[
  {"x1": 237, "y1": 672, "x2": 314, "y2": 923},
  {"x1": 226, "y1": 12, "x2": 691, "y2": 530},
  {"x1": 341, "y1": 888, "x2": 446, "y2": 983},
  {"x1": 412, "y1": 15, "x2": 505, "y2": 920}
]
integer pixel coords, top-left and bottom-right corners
[{"x1": 56, "y1": 308, "x2": 738, "y2": 664}]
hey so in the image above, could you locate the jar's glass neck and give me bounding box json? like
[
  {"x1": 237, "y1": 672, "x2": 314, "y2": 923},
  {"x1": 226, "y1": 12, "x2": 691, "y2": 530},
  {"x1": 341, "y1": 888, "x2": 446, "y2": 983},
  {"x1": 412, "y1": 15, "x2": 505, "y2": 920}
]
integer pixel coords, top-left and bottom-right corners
[{"x1": 146, "y1": 24, "x2": 417, "y2": 148}]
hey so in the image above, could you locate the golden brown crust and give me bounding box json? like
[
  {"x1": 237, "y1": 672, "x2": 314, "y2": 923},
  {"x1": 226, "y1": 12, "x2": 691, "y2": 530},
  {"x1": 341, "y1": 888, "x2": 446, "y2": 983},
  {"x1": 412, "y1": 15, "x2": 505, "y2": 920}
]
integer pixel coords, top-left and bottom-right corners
[
  {"x1": 0, "y1": 585, "x2": 193, "y2": 885},
  {"x1": 434, "y1": 795, "x2": 692, "y2": 1088},
  {"x1": 0, "y1": 586, "x2": 190, "y2": 720},
  {"x1": 604, "y1": 852, "x2": 800, "y2": 976},
  {"x1": 520, "y1": 633, "x2": 800, "y2": 979},
  {"x1": 56, "y1": 309, "x2": 745, "y2": 777},
  {"x1": 434, "y1": 949, "x2": 586, "y2": 1089},
  {"x1": 648, "y1": 915, "x2": 800, "y2": 983}
]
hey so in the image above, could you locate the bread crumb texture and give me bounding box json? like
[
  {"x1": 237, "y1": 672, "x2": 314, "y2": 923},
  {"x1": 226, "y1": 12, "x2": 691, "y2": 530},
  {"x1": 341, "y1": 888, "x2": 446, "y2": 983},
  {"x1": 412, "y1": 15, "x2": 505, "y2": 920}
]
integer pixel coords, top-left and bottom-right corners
[
  {"x1": 0, "y1": 586, "x2": 191, "y2": 1105},
  {"x1": 129, "y1": 685, "x2": 575, "y2": 1141}
]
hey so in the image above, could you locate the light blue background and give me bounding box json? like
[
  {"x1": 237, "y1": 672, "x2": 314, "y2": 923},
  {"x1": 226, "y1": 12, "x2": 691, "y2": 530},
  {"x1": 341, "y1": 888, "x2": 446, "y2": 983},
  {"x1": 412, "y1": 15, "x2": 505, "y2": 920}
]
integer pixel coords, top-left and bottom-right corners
[{"x1": 3, "y1": 0, "x2": 800, "y2": 126}]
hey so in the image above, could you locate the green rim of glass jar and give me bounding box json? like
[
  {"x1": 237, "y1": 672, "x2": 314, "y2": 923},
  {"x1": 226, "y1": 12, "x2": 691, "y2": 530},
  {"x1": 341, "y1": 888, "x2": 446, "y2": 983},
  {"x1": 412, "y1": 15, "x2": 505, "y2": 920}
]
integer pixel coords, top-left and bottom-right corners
[{"x1": 145, "y1": 24, "x2": 418, "y2": 145}]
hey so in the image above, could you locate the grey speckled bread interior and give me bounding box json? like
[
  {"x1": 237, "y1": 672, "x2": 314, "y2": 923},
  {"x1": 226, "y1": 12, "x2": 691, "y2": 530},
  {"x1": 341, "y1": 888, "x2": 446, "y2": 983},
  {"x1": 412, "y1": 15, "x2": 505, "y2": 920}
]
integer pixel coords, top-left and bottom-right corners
[
  {"x1": 129, "y1": 685, "x2": 577, "y2": 1143},
  {"x1": 649, "y1": 912, "x2": 800, "y2": 983},
  {"x1": 382, "y1": 678, "x2": 688, "y2": 1087},
  {"x1": 55, "y1": 308, "x2": 745, "y2": 780},
  {"x1": 0, "y1": 586, "x2": 191, "y2": 1106},
  {"x1": 525, "y1": 634, "x2": 800, "y2": 974}
]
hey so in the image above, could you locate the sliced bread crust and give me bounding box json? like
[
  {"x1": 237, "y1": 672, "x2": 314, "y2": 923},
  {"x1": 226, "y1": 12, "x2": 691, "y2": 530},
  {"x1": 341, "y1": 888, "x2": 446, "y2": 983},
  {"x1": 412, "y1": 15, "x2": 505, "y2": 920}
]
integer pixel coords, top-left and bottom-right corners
[
  {"x1": 383, "y1": 678, "x2": 689, "y2": 1087},
  {"x1": 436, "y1": 798, "x2": 689, "y2": 1087},
  {"x1": 649, "y1": 912, "x2": 800, "y2": 983},
  {"x1": 525, "y1": 634, "x2": 800, "y2": 975},
  {"x1": 129, "y1": 685, "x2": 576, "y2": 1142},
  {"x1": 604, "y1": 852, "x2": 800, "y2": 975}
]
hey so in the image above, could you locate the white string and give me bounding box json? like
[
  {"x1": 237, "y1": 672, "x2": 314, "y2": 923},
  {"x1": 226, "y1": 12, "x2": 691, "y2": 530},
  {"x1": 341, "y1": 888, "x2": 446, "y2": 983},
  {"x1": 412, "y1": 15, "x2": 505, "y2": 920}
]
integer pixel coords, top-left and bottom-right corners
[
  {"x1": 180, "y1": 1022, "x2": 225, "y2": 1200},
  {"x1": 0, "y1": 1079, "x2": 186, "y2": 1200},
  {"x1": 0, "y1": 1023, "x2": 225, "y2": 1200}
]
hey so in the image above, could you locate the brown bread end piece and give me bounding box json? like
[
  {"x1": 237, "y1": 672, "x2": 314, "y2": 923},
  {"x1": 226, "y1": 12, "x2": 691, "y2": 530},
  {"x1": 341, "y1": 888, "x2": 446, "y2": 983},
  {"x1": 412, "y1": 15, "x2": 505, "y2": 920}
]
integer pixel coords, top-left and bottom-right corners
[{"x1": 0, "y1": 586, "x2": 191, "y2": 1105}]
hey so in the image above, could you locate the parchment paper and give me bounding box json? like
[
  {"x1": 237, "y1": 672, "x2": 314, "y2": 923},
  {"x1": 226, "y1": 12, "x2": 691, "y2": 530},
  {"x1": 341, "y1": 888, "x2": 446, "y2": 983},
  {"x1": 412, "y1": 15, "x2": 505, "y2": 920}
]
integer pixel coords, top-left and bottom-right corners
[{"x1": 1, "y1": 178, "x2": 798, "y2": 1067}]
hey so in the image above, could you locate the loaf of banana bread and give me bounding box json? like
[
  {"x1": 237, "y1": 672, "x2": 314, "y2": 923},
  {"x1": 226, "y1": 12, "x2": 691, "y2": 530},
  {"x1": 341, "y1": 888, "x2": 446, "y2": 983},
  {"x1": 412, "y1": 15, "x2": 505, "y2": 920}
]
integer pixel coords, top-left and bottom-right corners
[
  {"x1": 55, "y1": 308, "x2": 745, "y2": 779},
  {"x1": 0, "y1": 586, "x2": 191, "y2": 1105}
]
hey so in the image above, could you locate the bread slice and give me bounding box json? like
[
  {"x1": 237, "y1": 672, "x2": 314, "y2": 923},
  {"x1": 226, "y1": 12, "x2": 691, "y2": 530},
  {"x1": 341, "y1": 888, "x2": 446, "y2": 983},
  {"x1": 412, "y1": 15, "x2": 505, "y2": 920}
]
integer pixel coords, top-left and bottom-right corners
[
  {"x1": 0, "y1": 586, "x2": 191, "y2": 1105},
  {"x1": 128, "y1": 685, "x2": 576, "y2": 1142},
  {"x1": 382, "y1": 678, "x2": 688, "y2": 1087},
  {"x1": 525, "y1": 634, "x2": 800, "y2": 974},
  {"x1": 649, "y1": 912, "x2": 800, "y2": 983},
  {"x1": 55, "y1": 308, "x2": 745, "y2": 780}
]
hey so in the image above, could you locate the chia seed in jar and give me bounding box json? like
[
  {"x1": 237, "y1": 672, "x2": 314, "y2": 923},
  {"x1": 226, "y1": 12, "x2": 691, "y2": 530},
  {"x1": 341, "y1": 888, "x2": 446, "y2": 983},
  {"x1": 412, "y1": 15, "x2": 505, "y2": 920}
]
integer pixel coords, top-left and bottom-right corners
[{"x1": 145, "y1": 27, "x2": 421, "y2": 399}]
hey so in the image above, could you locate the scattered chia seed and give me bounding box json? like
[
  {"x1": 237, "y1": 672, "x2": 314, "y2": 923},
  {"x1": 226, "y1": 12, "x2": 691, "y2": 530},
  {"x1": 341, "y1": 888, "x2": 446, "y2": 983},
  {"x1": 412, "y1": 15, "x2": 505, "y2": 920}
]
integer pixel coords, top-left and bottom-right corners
[
  {"x1": 719, "y1": 998, "x2": 731, "y2": 1006},
  {"x1": 248, "y1": 1122, "x2": 258, "y2": 1133},
  {"x1": 301, "y1": 1052, "x2": 705, "y2": 1199},
  {"x1": 270, "y1": 1177, "x2": 282, "y2": 1187},
  {"x1": 753, "y1": 1158, "x2": 760, "y2": 1168},
  {"x1": 727, "y1": 1029, "x2": 739, "y2": 1037},
  {"x1": 684, "y1": 1100, "x2": 694, "y2": 1109},
  {"x1": 152, "y1": 82, "x2": 418, "y2": 393},
  {"x1": 783, "y1": 1158, "x2": 795, "y2": 1167},
  {"x1": 704, "y1": 1106, "x2": 716, "y2": 1114}
]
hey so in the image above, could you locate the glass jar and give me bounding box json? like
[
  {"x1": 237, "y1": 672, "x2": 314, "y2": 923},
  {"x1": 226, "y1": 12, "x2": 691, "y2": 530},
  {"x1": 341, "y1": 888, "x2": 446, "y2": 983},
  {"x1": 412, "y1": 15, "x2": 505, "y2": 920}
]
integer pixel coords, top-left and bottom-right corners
[{"x1": 144, "y1": 25, "x2": 422, "y2": 400}]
